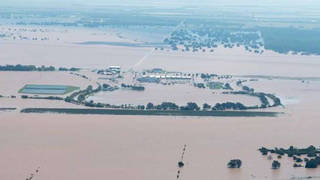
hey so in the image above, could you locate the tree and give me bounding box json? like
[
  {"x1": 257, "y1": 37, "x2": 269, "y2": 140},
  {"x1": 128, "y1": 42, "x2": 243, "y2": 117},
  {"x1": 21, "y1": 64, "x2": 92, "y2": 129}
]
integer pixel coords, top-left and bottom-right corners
[
  {"x1": 159, "y1": 102, "x2": 179, "y2": 110},
  {"x1": 272, "y1": 160, "x2": 281, "y2": 169},
  {"x1": 21, "y1": 95, "x2": 28, "y2": 99},
  {"x1": 293, "y1": 163, "x2": 303, "y2": 168},
  {"x1": 146, "y1": 103, "x2": 154, "y2": 110},
  {"x1": 103, "y1": 84, "x2": 110, "y2": 89},
  {"x1": 305, "y1": 157, "x2": 320, "y2": 168},
  {"x1": 137, "y1": 105, "x2": 145, "y2": 110},
  {"x1": 227, "y1": 159, "x2": 242, "y2": 168},
  {"x1": 181, "y1": 102, "x2": 200, "y2": 111},
  {"x1": 258, "y1": 147, "x2": 269, "y2": 156},
  {"x1": 64, "y1": 96, "x2": 72, "y2": 102},
  {"x1": 178, "y1": 161, "x2": 184, "y2": 168},
  {"x1": 202, "y1": 103, "x2": 211, "y2": 110},
  {"x1": 224, "y1": 83, "x2": 233, "y2": 90},
  {"x1": 87, "y1": 85, "x2": 93, "y2": 91},
  {"x1": 77, "y1": 94, "x2": 85, "y2": 102}
]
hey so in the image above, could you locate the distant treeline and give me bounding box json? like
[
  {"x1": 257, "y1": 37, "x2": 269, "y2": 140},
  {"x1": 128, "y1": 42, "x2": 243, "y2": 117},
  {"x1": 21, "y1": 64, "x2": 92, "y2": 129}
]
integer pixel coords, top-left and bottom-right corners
[
  {"x1": 164, "y1": 24, "x2": 320, "y2": 55},
  {"x1": 0, "y1": 108, "x2": 17, "y2": 111},
  {"x1": 0, "y1": 64, "x2": 80, "y2": 72},
  {"x1": 4, "y1": 6, "x2": 320, "y2": 55}
]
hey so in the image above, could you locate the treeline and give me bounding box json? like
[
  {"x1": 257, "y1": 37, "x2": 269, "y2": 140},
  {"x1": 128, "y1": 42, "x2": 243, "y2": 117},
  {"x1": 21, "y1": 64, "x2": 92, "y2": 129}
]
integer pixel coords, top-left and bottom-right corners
[
  {"x1": 0, "y1": 64, "x2": 55, "y2": 71},
  {"x1": 63, "y1": 83, "x2": 278, "y2": 112},
  {"x1": 21, "y1": 95, "x2": 64, "y2": 100},
  {"x1": 146, "y1": 102, "x2": 201, "y2": 111},
  {"x1": 70, "y1": 72, "x2": 88, "y2": 79},
  {"x1": 0, "y1": 64, "x2": 80, "y2": 72},
  {"x1": 102, "y1": 84, "x2": 118, "y2": 91},
  {"x1": 145, "y1": 102, "x2": 248, "y2": 111},
  {"x1": 64, "y1": 84, "x2": 252, "y2": 111},
  {"x1": 65, "y1": 84, "x2": 101, "y2": 105},
  {"x1": 226, "y1": 85, "x2": 282, "y2": 108},
  {"x1": 212, "y1": 102, "x2": 247, "y2": 110},
  {"x1": 121, "y1": 84, "x2": 145, "y2": 91},
  {"x1": 21, "y1": 108, "x2": 279, "y2": 117},
  {"x1": 164, "y1": 26, "x2": 264, "y2": 54},
  {"x1": 58, "y1": 67, "x2": 80, "y2": 71},
  {"x1": 164, "y1": 25, "x2": 320, "y2": 55}
]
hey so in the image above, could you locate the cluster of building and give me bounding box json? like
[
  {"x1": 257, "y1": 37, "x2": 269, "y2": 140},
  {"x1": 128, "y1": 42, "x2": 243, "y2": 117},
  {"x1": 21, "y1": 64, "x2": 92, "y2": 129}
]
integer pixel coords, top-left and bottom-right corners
[
  {"x1": 141, "y1": 73, "x2": 192, "y2": 80},
  {"x1": 137, "y1": 68, "x2": 192, "y2": 83},
  {"x1": 97, "y1": 66, "x2": 121, "y2": 76}
]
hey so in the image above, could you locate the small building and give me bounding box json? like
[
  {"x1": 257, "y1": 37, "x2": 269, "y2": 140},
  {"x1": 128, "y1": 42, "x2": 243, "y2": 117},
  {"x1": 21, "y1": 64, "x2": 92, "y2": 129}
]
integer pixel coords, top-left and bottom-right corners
[
  {"x1": 108, "y1": 66, "x2": 121, "y2": 73},
  {"x1": 97, "y1": 66, "x2": 121, "y2": 76}
]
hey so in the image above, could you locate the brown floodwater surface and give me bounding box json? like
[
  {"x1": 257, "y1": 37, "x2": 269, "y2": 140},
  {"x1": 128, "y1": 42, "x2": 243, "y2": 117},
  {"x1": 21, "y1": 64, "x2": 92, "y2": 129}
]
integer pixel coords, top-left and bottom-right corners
[
  {"x1": 1, "y1": 79, "x2": 320, "y2": 180},
  {"x1": 1, "y1": 26, "x2": 320, "y2": 180}
]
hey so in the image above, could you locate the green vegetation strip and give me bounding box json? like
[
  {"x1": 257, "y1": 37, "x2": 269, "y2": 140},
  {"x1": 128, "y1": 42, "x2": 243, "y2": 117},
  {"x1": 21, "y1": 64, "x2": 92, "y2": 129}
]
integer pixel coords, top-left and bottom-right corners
[
  {"x1": 235, "y1": 75, "x2": 320, "y2": 81},
  {"x1": 0, "y1": 108, "x2": 17, "y2": 111},
  {"x1": 20, "y1": 108, "x2": 282, "y2": 117},
  {"x1": 19, "y1": 84, "x2": 80, "y2": 95}
]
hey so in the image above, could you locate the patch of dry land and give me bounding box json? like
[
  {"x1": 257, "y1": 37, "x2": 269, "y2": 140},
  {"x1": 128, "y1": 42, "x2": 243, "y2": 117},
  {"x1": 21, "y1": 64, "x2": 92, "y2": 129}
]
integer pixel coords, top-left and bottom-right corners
[{"x1": 1, "y1": 25, "x2": 320, "y2": 180}]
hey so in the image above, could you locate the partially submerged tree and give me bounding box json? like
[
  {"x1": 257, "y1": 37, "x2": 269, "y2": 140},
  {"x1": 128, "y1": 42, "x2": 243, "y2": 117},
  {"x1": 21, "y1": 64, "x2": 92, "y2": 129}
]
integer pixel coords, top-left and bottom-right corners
[
  {"x1": 305, "y1": 157, "x2": 320, "y2": 168},
  {"x1": 227, "y1": 159, "x2": 242, "y2": 168},
  {"x1": 272, "y1": 160, "x2": 281, "y2": 169},
  {"x1": 178, "y1": 161, "x2": 184, "y2": 168}
]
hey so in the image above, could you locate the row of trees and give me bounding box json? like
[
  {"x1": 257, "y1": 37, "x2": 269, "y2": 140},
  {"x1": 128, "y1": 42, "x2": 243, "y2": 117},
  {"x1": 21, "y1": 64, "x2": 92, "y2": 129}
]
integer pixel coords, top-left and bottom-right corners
[
  {"x1": 229, "y1": 84, "x2": 282, "y2": 108},
  {"x1": 121, "y1": 84, "x2": 145, "y2": 91},
  {"x1": 102, "y1": 83, "x2": 118, "y2": 91},
  {"x1": 0, "y1": 64, "x2": 55, "y2": 71},
  {"x1": 21, "y1": 95, "x2": 64, "y2": 100},
  {"x1": 76, "y1": 101, "x2": 250, "y2": 111},
  {"x1": 0, "y1": 64, "x2": 80, "y2": 72},
  {"x1": 64, "y1": 84, "x2": 251, "y2": 112},
  {"x1": 65, "y1": 84, "x2": 101, "y2": 105},
  {"x1": 145, "y1": 102, "x2": 247, "y2": 111}
]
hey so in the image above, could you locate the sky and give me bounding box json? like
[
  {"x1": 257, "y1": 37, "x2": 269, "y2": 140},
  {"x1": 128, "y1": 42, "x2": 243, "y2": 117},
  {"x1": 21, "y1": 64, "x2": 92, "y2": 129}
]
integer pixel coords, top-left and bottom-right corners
[{"x1": 1, "y1": 0, "x2": 320, "y2": 7}]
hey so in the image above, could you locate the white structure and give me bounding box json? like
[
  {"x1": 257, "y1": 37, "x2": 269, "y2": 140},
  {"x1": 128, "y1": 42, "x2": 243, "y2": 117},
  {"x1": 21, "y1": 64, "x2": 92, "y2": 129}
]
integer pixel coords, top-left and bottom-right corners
[{"x1": 108, "y1": 66, "x2": 121, "y2": 73}]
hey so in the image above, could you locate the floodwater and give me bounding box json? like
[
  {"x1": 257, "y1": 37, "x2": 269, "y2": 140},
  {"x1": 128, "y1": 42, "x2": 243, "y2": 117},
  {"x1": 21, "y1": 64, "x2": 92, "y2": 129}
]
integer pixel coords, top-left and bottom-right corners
[
  {"x1": 1, "y1": 76, "x2": 320, "y2": 180},
  {"x1": 1, "y1": 25, "x2": 320, "y2": 76},
  {"x1": 1, "y1": 26, "x2": 320, "y2": 180}
]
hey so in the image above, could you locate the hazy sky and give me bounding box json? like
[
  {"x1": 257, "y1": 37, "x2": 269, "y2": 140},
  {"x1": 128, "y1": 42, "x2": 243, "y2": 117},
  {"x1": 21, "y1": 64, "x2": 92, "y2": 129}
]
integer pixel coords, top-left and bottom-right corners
[{"x1": 1, "y1": 0, "x2": 320, "y2": 7}]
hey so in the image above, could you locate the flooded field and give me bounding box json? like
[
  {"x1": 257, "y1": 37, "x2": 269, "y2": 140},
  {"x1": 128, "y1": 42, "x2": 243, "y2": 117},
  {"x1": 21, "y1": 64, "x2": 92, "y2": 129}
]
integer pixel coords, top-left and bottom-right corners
[
  {"x1": 0, "y1": 71, "x2": 94, "y2": 97},
  {"x1": 1, "y1": 25, "x2": 320, "y2": 180},
  {"x1": 88, "y1": 83, "x2": 260, "y2": 107},
  {"x1": 1, "y1": 26, "x2": 320, "y2": 77},
  {"x1": 1, "y1": 68, "x2": 320, "y2": 179},
  {"x1": 1, "y1": 94, "x2": 320, "y2": 180}
]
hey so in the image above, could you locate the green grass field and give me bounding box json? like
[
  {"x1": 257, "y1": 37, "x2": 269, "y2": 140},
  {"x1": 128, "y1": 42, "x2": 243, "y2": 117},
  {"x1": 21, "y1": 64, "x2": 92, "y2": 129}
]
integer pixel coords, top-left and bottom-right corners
[{"x1": 19, "y1": 84, "x2": 80, "y2": 95}]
